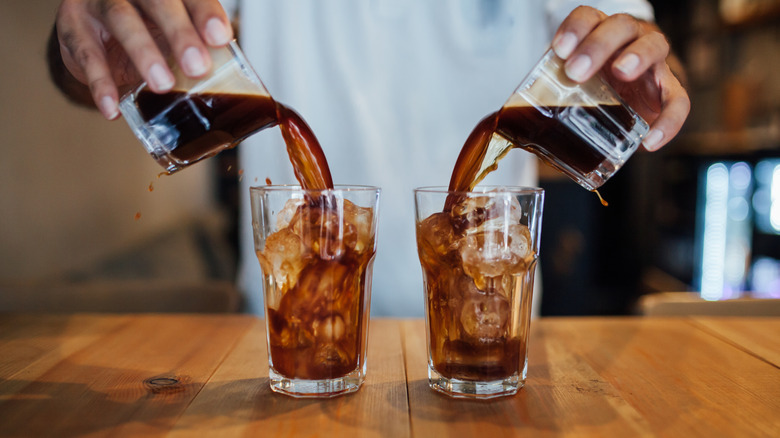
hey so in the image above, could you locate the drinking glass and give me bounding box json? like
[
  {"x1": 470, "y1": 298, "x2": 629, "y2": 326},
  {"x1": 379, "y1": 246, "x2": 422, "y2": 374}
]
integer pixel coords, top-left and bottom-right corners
[
  {"x1": 250, "y1": 185, "x2": 381, "y2": 397},
  {"x1": 415, "y1": 186, "x2": 544, "y2": 398},
  {"x1": 119, "y1": 41, "x2": 275, "y2": 173},
  {"x1": 497, "y1": 48, "x2": 649, "y2": 190}
]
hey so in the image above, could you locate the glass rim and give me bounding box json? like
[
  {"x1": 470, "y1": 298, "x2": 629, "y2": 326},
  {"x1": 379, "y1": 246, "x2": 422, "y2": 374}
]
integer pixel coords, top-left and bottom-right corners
[
  {"x1": 413, "y1": 185, "x2": 544, "y2": 196},
  {"x1": 250, "y1": 184, "x2": 381, "y2": 194},
  {"x1": 516, "y1": 47, "x2": 558, "y2": 89}
]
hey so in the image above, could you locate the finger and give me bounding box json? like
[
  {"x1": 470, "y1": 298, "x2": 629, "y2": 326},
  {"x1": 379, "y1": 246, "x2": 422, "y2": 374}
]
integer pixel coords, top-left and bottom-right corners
[
  {"x1": 611, "y1": 30, "x2": 669, "y2": 82},
  {"x1": 57, "y1": 3, "x2": 119, "y2": 119},
  {"x1": 95, "y1": 0, "x2": 175, "y2": 92},
  {"x1": 551, "y1": 6, "x2": 607, "y2": 60},
  {"x1": 563, "y1": 13, "x2": 645, "y2": 83},
  {"x1": 137, "y1": 0, "x2": 210, "y2": 77},
  {"x1": 182, "y1": 0, "x2": 233, "y2": 46},
  {"x1": 642, "y1": 65, "x2": 690, "y2": 151}
]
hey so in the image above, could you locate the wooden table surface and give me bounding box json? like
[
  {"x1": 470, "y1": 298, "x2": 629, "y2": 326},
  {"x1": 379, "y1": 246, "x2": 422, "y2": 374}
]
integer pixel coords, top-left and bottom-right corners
[{"x1": 1, "y1": 314, "x2": 778, "y2": 437}]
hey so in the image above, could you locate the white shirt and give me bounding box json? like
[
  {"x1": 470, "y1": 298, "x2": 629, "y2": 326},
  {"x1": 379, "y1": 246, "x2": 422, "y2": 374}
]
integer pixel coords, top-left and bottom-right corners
[{"x1": 231, "y1": 0, "x2": 654, "y2": 316}]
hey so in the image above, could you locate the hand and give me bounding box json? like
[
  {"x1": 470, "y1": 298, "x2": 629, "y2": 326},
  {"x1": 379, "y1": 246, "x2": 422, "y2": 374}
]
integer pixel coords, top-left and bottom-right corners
[
  {"x1": 55, "y1": 0, "x2": 233, "y2": 120},
  {"x1": 551, "y1": 6, "x2": 690, "y2": 151}
]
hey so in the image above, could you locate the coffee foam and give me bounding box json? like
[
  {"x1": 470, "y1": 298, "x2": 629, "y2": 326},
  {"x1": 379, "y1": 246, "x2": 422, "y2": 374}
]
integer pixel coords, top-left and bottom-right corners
[
  {"x1": 170, "y1": 51, "x2": 269, "y2": 96},
  {"x1": 507, "y1": 60, "x2": 620, "y2": 107}
]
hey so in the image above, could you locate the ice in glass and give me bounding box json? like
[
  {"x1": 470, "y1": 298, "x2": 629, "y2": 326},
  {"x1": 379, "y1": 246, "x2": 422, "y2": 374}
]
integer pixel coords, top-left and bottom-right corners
[
  {"x1": 415, "y1": 187, "x2": 543, "y2": 398},
  {"x1": 251, "y1": 186, "x2": 380, "y2": 397}
]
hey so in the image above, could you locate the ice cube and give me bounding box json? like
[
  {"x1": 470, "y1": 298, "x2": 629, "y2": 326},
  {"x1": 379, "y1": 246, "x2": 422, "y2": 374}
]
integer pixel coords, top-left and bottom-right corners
[
  {"x1": 290, "y1": 202, "x2": 355, "y2": 260},
  {"x1": 313, "y1": 315, "x2": 346, "y2": 341},
  {"x1": 282, "y1": 260, "x2": 351, "y2": 314},
  {"x1": 417, "y1": 212, "x2": 458, "y2": 260},
  {"x1": 459, "y1": 293, "x2": 510, "y2": 341},
  {"x1": 460, "y1": 222, "x2": 534, "y2": 290},
  {"x1": 450, "y1": 193, "x2": 525, "y2": 235},
  {"x1": 258, "y1": 228, "x2": 311, "y2": 297},
  {"x1": 276, "y1": 198, "x2": 305, "y2": 229},
  {"x1": 506, "y1": 223, "x2": 532, "y2": 261},
  {"x1": 460, "y1": 229, "x2": 511, "y2": 278},
  {"x1": 314, "y1": 343, "x2": 350, "y2": 368},
  {"x1": 450, "y1": 195, "x2": 493, "y2": 233},
  {"x1": 277, "y1": 322, "x2": 315, "y2": 349},
  {"x1": 343, "y1": 200, "x2": 374, "y2": 253}
]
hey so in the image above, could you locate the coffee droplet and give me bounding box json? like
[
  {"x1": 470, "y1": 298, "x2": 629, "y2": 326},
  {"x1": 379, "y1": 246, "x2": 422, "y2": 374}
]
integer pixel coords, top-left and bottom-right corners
[
  {"x1": 134, "y1": 212, "x2": 142, "y2": 221},
  {"x1": 593, "y1": 189, "x2": 608, "y2": 207},
  {"x1": 265, "y1": 177, "x2": 272, "y2": 185},
  {"x1": 148, "y1": 182, "x2": 154, "y2": 192}
]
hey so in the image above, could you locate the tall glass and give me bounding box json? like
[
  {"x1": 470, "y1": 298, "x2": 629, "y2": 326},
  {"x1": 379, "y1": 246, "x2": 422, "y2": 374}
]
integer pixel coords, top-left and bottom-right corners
[
  {"x1": 250, "y1": 185, "x2": 380, "y2": 397},
  {"x1": 414, "y1": 186, "x2": 544, "y2": 398},
  {"x1": 119, "y1": 41, "x2": 275, "y2": 173}
]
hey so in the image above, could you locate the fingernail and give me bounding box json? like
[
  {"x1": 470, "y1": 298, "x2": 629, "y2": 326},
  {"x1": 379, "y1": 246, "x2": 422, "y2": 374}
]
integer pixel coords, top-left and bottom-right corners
[
  {"x1": 182, "y1": 46, "x2": 208, "y2": 76},
  {"x1": 643, "y1": 129, "x2": 664, "y2": 151},
  {"x1": 552, "y1": 32, "x2": 577, "y2": 60},
  {"x1": 205, "y1": 18, "x2": 231, "y2": 45},
  {"x1": 615, "y1": 53, "x2": 640, "y2": 76},
  {"x1": 565, "y1": 54, "x2": 591, "y2": 82},
  {"x1": 149, "y1": 62, "x2": 174, "y2": 91},
  {"x1": 99, "y1": 95, "x2": 118, "y2": 119}
]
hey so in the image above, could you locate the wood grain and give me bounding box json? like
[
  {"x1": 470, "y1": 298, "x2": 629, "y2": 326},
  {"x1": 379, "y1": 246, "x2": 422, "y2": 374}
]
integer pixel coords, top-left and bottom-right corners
[
  {"x1": 403, "y1": 319, "x2": 652, "y2": 438},
  {"x1": 1, "y1": 314, "x2": 778, "y2": 437},
  {"x1": 691, "y1": 316, "x2": 780, "y2": 367},
  {"x1": 0, "y1": 314, "x2": 253, "y2": 437},
  {"x1": 404, "y1": 317, "x2": 780, "y2": 438},
  {"x1": 538, "y1": 317, "x2": 780, "y2": 438},
  {"x1": 170, "y1": 318, "x2": 410, "y2": 438}
]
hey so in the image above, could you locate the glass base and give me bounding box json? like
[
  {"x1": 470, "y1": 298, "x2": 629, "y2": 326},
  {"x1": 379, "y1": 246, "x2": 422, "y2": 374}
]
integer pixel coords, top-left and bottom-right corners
[
  {"x1": 268, "y1": 368, "x2": 364, "y2": 398},
  {"x1": 427, "y1": 365, "x2": 524, "y2": 399}
]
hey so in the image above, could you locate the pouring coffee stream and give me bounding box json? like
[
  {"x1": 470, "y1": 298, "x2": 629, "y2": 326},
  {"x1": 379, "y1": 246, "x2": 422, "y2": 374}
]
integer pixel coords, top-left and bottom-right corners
[{"x1": 445, "y1": 48, "x2": 648, "y2": 205}]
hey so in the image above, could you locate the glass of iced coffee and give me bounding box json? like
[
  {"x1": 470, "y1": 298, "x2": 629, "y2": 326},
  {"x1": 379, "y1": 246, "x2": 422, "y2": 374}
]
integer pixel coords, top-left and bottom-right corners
[
  {"x1": 119, "y1": 41, "x2": 276, "y2": 174},
  {"x1": 415, "y1": 186, "x2": 544, "y2": 399},
  {"x1": 250, "y1": 185, "x2": 380, "y2": 397}
]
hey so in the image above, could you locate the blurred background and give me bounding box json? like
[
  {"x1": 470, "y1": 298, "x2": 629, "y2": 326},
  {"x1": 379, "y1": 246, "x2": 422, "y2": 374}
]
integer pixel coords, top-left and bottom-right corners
[{"x1": 0, "y1": 0, "x2": 778, "y2": 315}]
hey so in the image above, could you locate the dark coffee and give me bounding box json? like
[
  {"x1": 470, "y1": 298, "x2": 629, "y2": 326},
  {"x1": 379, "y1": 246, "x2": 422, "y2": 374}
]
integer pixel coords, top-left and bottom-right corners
[
  {"x1": 136, "y1": 90, "x2": 333, "y2": 190},
  {"x1": 264, "y1": 249, "x2": 373, "y2": 380},
  {"x1": 435, "y1": 339, "x2": 523, "y2": 381},
  {"x1": 277, "y1": 104, "x2": 334, "y2": 190},
  {"x1": 136, "y1": 91, "x2": 277, "y2": 167},
  {"x1": 448, "y1": 103, "x2": 635, "y2": 194},
  {"x1": 417, "y1": 207, "x2": 533, "y2": 383}
]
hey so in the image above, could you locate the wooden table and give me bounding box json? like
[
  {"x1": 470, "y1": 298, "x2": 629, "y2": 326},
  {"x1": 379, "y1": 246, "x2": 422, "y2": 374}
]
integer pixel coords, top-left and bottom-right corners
[{"x1": 1, "y1": 315, "x2": 778, "y2": 437}]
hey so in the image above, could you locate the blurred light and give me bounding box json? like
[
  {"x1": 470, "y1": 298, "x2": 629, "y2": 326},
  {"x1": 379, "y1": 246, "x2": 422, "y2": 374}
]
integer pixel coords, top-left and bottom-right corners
[
  {"x1": 753, "y1": 188, "x2": 770, "y2": 215},
  {"x1": 701, "y1": 163, "x2": 729, "y2": 301},
  {"x1": 755, "y1": 160, "x2": 774, "y2": 184},
  {"x1": 698, "y1": 161, "x2": 754, "y2": 301},
  {"x1": 729, "y1": 197, "x2": 750, "y2": 222},
  {"x1": 730, "y1": 162, "x2": 752, "y2": 190},
  {"x1": 752, "y1": 160, "x2": 780, "y2": 235},
  {"x1": 771, "y1": 164, "x2": 780, "y2": 232},
  {"x1": 751, "y1": 257, "x2": 780, "y2": 299}
]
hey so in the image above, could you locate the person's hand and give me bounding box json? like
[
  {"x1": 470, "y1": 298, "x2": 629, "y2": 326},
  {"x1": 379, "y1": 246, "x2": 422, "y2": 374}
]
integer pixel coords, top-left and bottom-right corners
[
  {"x1": 551, "y1": 6, "x2": 690, "y2": 151},
  {"x1": 55, "y1": 0, "x2": 233, "y2": 120}
]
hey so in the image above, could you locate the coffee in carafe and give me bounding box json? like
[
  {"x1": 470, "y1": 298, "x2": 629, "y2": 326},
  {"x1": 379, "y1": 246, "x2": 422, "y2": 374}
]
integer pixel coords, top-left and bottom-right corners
[{"x1": 448, "y1": 48, "x2": 650, "y2": 195}]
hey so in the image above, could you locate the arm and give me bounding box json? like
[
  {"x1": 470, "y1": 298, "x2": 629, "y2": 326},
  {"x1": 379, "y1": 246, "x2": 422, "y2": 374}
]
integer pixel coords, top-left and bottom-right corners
[
  {"x1": 47, "y1": 0, "x2": 234, "y2": 120},
  {"x1": 550, "y1": 6, "x2": 690, "y2": 151}
]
